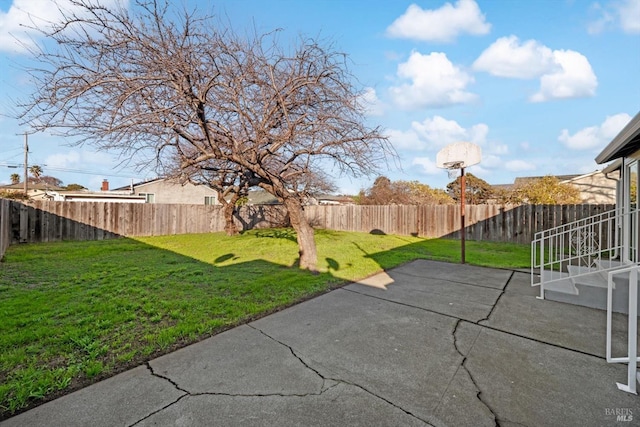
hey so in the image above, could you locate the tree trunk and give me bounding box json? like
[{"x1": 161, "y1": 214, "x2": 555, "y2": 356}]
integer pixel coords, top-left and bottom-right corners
[
  {"x1": 222, "y1": 200, "x2": 239, "y2": 235},
  {"x1": 282, "y1": 196, "x2": 317, "y2": 272},
  {"x1": 217, "y1": 191, "x2": 240, "y2": 236}
]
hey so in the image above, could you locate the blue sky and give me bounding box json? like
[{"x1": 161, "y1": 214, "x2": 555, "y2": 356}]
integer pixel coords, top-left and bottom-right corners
[{"x1": 0, "y1": 0, "x2": 639, "y2": 193}]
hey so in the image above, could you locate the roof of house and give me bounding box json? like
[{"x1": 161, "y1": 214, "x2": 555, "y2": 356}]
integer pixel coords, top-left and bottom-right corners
[
  {"x1": 494, "y1": 170, "x2": 611, "y2": 191},
  {"x1": 113, "y1": 177, "x2": 216, "y2": 192},
  {"x1": 0, "y1": 183, "x2": 65, "y2": 191},
  {"x1": 111, "y1": 178, "x2": 161, "y2": 191},
  {"x1": 491, "y1": 184, "x2": 515, "y2": 191},
  {"x1": 596, "y1": 111, "x2": 640, "y2": 164},
  {"x1": 52, "y1": 190, "x2": 144, "y2": 199},
  {"x1": 513, "y1": 174, "x2": 582, "y2": 185}
]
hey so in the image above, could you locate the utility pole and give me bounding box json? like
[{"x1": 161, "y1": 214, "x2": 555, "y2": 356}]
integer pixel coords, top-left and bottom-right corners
[
  {"x1": 460, "y1": 166, "x2": 466, "y2": 264},
  {"x1": 23, "y1": 132, "x2": 28, "y2": 195}
]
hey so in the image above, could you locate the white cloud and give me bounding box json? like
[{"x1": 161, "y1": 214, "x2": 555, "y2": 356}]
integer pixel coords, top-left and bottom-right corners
[
  {"x1": 481, "y1": 154, "x2": 503, "y2": 168},
  {"x1": 359, "y1": 87, "x2": 385, "y2": 116},
  {"x1": 411, "y1": 115, "x2": 467, "y2": 148},
  {"x1": 411, "y1": 157, "x2": 442, "y2": 175},
  {"x1": 473, "y1": 36, "x2": 597, "y2": 102},
  {"x1": 411, "y1": 116, "x2": 488, "y2": 149},
  {"x1": 45, "y1": 149, "x2": 113, "y2": 169},
  {"x1": 558, "y1": 112, "x2": 632, "y2": 150},
  {"x1": 505, "y1": 159, "x2": 536, "y2": 172},
  {"x1": 386, "y1": 0, "x2": 490, "y2": 43},
  {"x1": 387, "y1": 128, "x2": 426, "y2": 150},
  {"x1": 618, "y1": 0, "x2": 640, "y2": 33},
  {"x1": 530, "y1": 50, "x2": 598, "y2": 102},
  {"x1": 45, "y1": 151, "x2": 81, "y2": 168},
  {"x1": 588, "y1": 0, "x2": 640, "y2": 34},
  {"x1": 487, "y1": 144, "x2": 509, "y2": 155},
  {"x1": 389, "y1": 51, "x2": 476, "y2": 109},
  {"x1": 472, "y1": 36, "x2": 556, "y2": 79},
  {"x1": 0, "y1": 0, "x2": 127, "y2": 54}
]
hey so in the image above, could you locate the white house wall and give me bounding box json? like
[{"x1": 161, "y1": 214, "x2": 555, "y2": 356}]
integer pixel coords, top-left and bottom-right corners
[
  {"x1": 133, "y1": 180, "x2": 218, "y2": 204},
  {"x1": 567, "y1": 171, "x2": 619, "y2": 204}
]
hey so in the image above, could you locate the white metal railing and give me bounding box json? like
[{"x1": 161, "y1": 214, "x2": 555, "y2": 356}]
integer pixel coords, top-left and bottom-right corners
[
  {"x1": 531, "y1": 207, "x2": 640, "y2": 298},
  {"x1": 606, "y1": 265, "x2": 640, "y2": 394}
]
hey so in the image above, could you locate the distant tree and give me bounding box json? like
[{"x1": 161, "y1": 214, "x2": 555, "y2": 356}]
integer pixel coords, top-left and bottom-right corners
[
  {"x1": 358, "y1": 177, "x2": 453, "y2": 205},
  {"x1": 27, "y1": 175, "x2": 62, "y2": 187},
  {"x1": 40, "y1": 176, "x2": 63, "y2": 187},
  {"x1": 0, "y1": 190, "x2": 28, "y2": 200},
  {"x1": 446, "y1": 173, "x2": 493, "y2": 204},
  {"x1": 358, "y1": 176, "x2": 408, "y2": 205},
  {"x1": 492, "y1": 187, "x2": 520, "y2": 205},
  {"x1": 10, "y1": 173, "x2": 20, "y2": 184},
  {"x1": 514, "y1": 176, "x2": 581, "y2": 204},
  {"x1": 64, "y1": 183, "x2": 86, "y2": 191},
  {"x1": 404, "y1": 181, "x2": 454, "y2": 205},
  {"x1": 28, "y1": 165, "x2": 43, "y2": 182}
]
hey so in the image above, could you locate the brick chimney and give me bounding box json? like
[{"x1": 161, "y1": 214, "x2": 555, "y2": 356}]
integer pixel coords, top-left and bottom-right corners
[{"x1": 101, "y1": 179, "x2": 109, "y2": 191}]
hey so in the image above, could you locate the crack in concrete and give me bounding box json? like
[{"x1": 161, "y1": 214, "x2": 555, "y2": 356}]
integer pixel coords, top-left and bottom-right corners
[
  {"x1": 344, "y1": 279, "x2": 607, "y2": 361},
  {"x1": 129, "y1": 269, "x2": 539, "y2": 427},
  {"x1": 146, "y1": 362, "x2": 189, "y2": 394},
  {"x1": 478, "y1": 270, "x2": 514, "y2": 324},
  {"x1": 451, "y1": 319, "x2": 501, "y2": 427},
  {"x1": 132, "y1": 358, "x2": 344, "y2": 426},
  {"x1": 248, "y1": 324, "x2": 433, "y2": 426},
  {"x1": 350, "y1": 270, "x2": 521, "y2": 427},
  {"x1": 248, "y1": 324, "x2": 329, "y2": 392}
]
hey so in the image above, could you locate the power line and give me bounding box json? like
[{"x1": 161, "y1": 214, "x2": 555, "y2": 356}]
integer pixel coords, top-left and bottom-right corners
[{"x1": 0, "y1": 162, "x2": 145, "y2": 179}]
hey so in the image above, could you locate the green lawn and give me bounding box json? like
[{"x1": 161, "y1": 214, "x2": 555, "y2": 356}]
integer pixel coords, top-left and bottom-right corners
[{"x1": 0, "y1": 229, "x2": 530, "y2": 417}]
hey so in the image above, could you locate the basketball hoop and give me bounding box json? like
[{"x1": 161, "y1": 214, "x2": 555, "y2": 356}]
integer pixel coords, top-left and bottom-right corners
[
  {"x1": 436, "y1": 142, "x2": 482, "y2": 265},
  {"x1": 443, "y1": 161, "x2": 463, "y2": 179}
]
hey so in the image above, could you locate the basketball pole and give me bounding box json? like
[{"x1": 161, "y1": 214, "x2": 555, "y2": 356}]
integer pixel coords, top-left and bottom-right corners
[{"x1": 460, "y1": 166, "x2": 465, "y2": 264}]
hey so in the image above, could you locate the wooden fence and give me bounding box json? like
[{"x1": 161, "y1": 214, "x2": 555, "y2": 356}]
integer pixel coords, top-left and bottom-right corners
[
  {"x1": 305, "y1": 203, "x2": 615, "y2": 244},
  {"x1": 0, "y1": 199, "x2": 10, "y2": 261},
  {"x1": 0, "y1": 199, "x2": 615, "y2": 260}
]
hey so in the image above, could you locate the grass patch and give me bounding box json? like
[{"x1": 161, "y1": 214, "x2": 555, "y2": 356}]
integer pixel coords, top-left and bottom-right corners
[{"x1": 0, "y1": 229, "x2": 529, "y2": 417}]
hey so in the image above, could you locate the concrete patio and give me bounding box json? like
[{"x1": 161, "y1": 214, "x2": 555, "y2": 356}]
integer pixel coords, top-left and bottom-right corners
[{"x1": 2, "y1": 259, "x2": 639, "y2": 426}]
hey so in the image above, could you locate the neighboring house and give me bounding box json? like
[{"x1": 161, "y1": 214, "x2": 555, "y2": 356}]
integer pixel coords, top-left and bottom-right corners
[
  {"x1": 498, "y1": 170, "x2": 619, "y2": 204},
  {"x1": 246, "y1": 189, "x2": 280, "y2": 205},
  {"x1": 0, "y1": 183, "x2": 65, "y2": 200},
  {"x1": 45, "y1": 190, "x2": 146, "y2": 203},
  {"x1": 113, "y1": 178, "x2": 219, "y2": 205},
  {"x1": 311, "y1": 195, "x2": 356, "y2": 205},
  {"x1": 559, "y1": 170, "x2": 619, "y2": 204}
]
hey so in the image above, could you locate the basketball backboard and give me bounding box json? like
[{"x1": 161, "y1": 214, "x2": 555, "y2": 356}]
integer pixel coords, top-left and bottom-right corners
[{"x1": 436, "y1": 141, "x2": 482, "y2": 169}]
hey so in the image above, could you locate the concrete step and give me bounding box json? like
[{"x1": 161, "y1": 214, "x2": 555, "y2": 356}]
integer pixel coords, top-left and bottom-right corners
[
  {"x1": 595, "y1": 259, "x2": 625, "y2": 270},
  {"x1": 540, "y1": 271, "x2": 578, "y2": 295},
  {"x1": 546, "y1": 271, "x2": 639, "y2": 314},
  {"x1": 567, "y1": 265, "x2": 609, "y2": 288}
]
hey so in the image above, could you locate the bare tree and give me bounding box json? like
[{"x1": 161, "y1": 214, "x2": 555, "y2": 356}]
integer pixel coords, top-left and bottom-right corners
[{"x1": 20, "y1": 0, "x2": 393, "y2": 271}]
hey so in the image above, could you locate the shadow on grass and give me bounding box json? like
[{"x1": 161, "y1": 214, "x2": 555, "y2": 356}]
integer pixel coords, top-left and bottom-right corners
[{"x1": 250, "y1": 228, "x2": 298, "y2": 242}]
